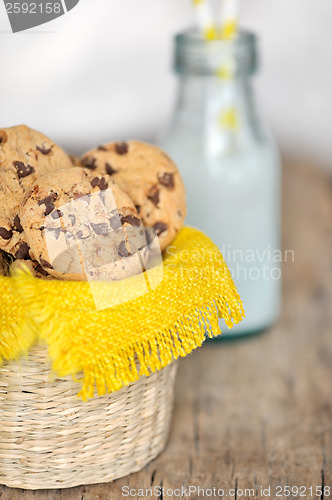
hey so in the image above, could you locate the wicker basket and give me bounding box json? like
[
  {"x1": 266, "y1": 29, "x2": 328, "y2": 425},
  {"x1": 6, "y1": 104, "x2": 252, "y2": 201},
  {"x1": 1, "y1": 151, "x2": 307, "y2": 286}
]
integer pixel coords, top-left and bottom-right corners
[{"x1": 0, "y1": 344, "x2": 177, "y2": 490}]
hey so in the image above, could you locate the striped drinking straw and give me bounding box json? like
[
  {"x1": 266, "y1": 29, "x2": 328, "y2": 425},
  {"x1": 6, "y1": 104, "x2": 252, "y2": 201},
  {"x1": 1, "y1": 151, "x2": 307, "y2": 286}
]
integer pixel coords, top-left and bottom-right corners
[
  {"x1": 216, "y1": 0, "x2": 242, "y2": 131},
  {"x1": 191, "y1": 0, "x2": 242, "y2": 131},
  {"x1": 219, "y1": 0, "x2": 241, "y2": 39},
  {"x1": 192, "y1": 0, "x2": 217, "y2": 40}
]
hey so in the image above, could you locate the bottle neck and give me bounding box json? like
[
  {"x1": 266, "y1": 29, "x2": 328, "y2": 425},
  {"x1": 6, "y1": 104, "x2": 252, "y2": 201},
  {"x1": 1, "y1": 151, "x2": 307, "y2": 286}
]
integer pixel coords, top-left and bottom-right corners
[
  {"x1": 172, "y1": 30, "x2": 262, "y2": 152},
  {"x1": 174, "y1": 30, "x2": 257, "y2": 77},
  {"x1": 177, "y1": 72, "x2": 253, "y2": 109},
  {"x1": 175, "y1": 72, "x2": 262, "y2": 148}
]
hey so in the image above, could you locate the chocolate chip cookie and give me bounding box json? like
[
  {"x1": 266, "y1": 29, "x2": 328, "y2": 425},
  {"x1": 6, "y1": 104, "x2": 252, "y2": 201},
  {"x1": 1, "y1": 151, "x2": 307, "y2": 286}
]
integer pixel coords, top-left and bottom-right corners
[
  {"x1": 0, "y1": 125, "x2": 73, "y2": 258},
  {"x1": 19, "y1": 167, "x2": 148, "y2": 281},
  {"x1": 80, "y1": 141, "x2": 186, "y2": 251}
]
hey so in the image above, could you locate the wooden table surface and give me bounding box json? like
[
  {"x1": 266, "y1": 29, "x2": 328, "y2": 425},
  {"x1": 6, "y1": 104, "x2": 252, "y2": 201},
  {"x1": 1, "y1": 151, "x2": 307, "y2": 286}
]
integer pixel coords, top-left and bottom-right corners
[{"x1": 1, "y1": 160, "x2": 331, "y2": 499}]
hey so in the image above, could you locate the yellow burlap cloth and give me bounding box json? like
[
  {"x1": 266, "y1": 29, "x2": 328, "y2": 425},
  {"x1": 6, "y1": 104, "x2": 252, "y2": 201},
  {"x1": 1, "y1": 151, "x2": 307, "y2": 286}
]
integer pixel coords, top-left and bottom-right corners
[{"x1": 0, "y1": 227, "x2": 244, "y2": 400}]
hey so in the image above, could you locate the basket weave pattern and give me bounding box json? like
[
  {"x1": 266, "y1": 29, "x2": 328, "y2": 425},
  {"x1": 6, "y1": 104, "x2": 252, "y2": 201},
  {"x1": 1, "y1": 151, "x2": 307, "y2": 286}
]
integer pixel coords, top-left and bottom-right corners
[{"x1": 0, "y1": 344, "x2": 177, "y2": 490}]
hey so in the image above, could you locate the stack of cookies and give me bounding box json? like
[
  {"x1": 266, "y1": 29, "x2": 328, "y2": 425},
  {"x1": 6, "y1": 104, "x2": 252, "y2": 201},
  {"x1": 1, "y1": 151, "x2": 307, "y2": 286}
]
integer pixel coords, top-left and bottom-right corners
[{"x1": 0, "y1": 125, "x2": 186, "y2": 281}]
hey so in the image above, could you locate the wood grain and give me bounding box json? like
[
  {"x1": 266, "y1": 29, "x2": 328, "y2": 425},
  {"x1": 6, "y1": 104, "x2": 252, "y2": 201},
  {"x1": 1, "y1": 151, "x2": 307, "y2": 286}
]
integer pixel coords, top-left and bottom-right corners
[{"x1": 1, "y1": 160, "x2": 331, "y2": 499}]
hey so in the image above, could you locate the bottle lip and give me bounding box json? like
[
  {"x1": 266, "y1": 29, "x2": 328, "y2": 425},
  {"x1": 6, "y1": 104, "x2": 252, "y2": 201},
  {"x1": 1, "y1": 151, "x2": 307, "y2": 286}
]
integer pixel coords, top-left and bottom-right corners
[{"x1": 174, "y1": 28, "x2": 258, "y2": 76}]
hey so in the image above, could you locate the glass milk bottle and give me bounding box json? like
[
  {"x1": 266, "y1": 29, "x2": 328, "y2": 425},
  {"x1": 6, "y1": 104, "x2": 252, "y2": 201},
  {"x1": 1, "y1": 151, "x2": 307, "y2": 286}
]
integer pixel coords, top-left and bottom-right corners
[{"x1": 160, "y1": 30, "x2": 281, "y2": 337}]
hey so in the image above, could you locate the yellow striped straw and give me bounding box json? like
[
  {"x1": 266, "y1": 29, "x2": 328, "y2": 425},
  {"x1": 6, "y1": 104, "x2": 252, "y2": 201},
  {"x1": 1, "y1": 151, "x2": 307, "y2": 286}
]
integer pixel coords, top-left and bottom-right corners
[
  {"x1": 216, "y1": 0, "x2": 241, "y2": 80},
  {"x1": 192, "y1": 0, "x2": 217, "y2": 41},
  {"x1": 219, "y1": 0, "x2": 241, "y2": 39},
  {"x1": 215, "y1": 0, "x2": 241, "y2": 134}
]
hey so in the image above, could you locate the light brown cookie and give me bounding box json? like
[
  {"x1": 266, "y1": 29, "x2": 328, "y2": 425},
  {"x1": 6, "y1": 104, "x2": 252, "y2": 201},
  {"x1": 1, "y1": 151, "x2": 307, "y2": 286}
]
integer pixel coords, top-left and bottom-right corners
[
  {"x1": 19, "y1": 167, "x2": 148, "y2": 281},
  {"x1": 80, "y1": 141, "x2": 186, "y2": 251},
  {"x1": 0, "y1": 125, "x2": 73, "y2": 258}
]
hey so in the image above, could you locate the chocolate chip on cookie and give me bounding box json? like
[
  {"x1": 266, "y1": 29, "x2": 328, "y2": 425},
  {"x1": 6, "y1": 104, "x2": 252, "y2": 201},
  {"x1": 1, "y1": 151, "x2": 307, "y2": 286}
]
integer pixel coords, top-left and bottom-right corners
[
  {"x1": 153, "y1": 222, "x2": 168, "y2": 236},
  {"x1": 118, "y1": 240, "x2": 131, "y2": 257},
  {"x1": 91, "y1": 176, "x2": 108, "y2": 190},
  {"x1": 81, "y1": 156, "x2": 97, "y2": 170},
  {"x1": 158, "y1": 172, "x2": 175, "y2": 189},
  {"x1": 51, "y1": 209, "x2": 63, "y2": 219},
  {"x1": 36, "y1": 145, "x2": 52, "y2": 155},
  {"x1": 15, "y1": 242, "x2": 30, "y2": 260},
  {"x1": 39, "y1": 257, "x2": 53, "y2": 269},
  {"x1": 121, "y1": 215, "x2": 141, "y2": 227},
  {"x1": 38, "y1": 192, "x2": 58, "y2": 216},
  {"x1": 91, "y1": 222, "x2": 109, "y2": 236},
  {"x1": 34, "y1": 263, "x2": 50, "y2": 276},
  {"x1": 105, "y1": 163, "x2": 117, "y2": 176},
  {"x1": 147, "y1": 185, "x2": 160, "y2": 207},
  {"x1": 14, "y1": 161, "x2": 35, "y2": 179},
  {"x1": 0, "y1": 227, "x2": 13, "y2": 240},
  {"x1": 13, "y1": 215, "x2": 23, "y2": 233},
  {"x1": 68, "y1": 214, "x2": 76, "y2": 225},
  {"x1": 115, "y1": 142, "x2": 128, "y2": 155},
  {"x1": 110, "y1": 215, "x2": 122, "y2": 230},
  {"x1": 76, "y1": 230, "x2": 90, "y2": 240}
]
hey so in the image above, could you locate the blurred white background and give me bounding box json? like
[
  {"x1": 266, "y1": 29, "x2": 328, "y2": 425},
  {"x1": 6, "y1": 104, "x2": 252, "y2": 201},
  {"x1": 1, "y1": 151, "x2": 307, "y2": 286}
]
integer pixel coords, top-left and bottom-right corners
[{"x1": 0, "y1": 0, "x2": 331, "y2": 166}]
